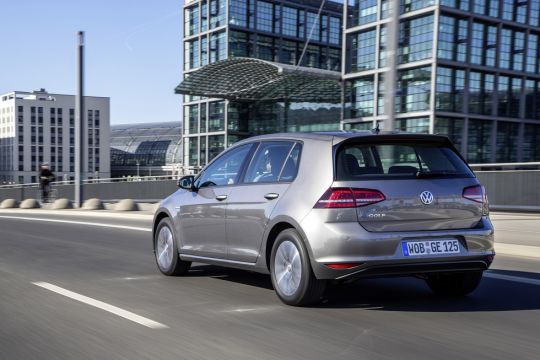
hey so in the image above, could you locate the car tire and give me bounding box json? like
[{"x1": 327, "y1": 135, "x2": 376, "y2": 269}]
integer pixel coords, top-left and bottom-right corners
[
  {"x1": 154, "y1": 217, "x2": 191, "y2": 276},
  {"x1": 425, "y1": 271, "x2": 483, "y2": 296},
  {"x1": 270, "y1": 229, "x2": 326, "y2": 306}
]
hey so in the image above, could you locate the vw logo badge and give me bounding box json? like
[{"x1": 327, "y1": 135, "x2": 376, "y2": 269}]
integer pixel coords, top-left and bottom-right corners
[{"x1": 420, "y1": 191, "x2": 434, "y2": 205}]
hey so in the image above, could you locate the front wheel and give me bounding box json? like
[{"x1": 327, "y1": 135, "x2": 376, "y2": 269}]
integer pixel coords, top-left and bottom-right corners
[
  {"x1": 270, "y1": 229, "x2": 326, "y2": 306},
  {"x1": 154, "y1": 218, "x2": 191, "y2": 276},
  {"x1": 425, "y1": 271, "x2": 483, "y2": 296}
]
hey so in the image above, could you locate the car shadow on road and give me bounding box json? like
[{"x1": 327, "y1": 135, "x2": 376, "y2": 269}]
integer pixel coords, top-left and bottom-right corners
[
  {"x1": 318, "y1": 269, "x2": 540, "y2": 311},
  {"x1": 189, "y1": 265, "x2": 540, "y2": 311},
  {"x1": 188, "y1": 264, "x2": 274, "y2": 290}
]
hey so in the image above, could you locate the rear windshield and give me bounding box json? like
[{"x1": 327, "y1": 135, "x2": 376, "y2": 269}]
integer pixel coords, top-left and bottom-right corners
[{"x1": 336, "y1": 142, "x2": 474, "y2": 180}]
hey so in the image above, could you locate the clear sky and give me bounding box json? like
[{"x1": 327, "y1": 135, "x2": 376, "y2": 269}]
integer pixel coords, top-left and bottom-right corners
[{"x1": 0, "y1": 0, "x2": 184, "y2": 125}]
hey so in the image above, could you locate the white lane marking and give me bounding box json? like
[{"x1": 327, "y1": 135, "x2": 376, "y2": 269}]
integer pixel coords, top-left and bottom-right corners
[
  {"x1": 0, "y1": 215, "x2": 150, "y2": 232},
  {"x1": 495, "y1": 243, "x2": 540, "y2": 259},
  {"x1": 32, "y1": 282, "x2": 168, "y2": 329},
  {"x1": 484, "y1": 272, "x2": 540, "y2": 286}
]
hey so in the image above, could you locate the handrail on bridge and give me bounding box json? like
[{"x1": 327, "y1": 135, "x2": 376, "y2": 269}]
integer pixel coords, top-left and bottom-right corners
[
  {"x1": 2, "y1": 163, "x2": 540, "y2": 189},
  {"x1": 0, "y1": 166, "x2": 204, "y2": 189}
]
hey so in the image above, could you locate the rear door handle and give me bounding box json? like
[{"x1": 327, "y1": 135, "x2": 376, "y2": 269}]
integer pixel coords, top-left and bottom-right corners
[
  {"x1": 264, "y1": 193, "x2": 279, "y2": 200},
  {"x1": 215, "y1": 195, "x2": 228, "y2": 201}
]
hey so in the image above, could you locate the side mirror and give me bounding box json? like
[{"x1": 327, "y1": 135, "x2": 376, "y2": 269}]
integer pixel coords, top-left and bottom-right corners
[{"x1": 177, "y1": 175, "x2": 196, "y2": 191}]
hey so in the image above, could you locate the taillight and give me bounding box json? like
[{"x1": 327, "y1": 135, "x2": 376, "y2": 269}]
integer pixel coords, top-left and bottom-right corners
[
  {"x1": 463, "y1": 185, "x2": 484, "y2": 203},
  {"x1": 314, "y1": 188, "x2": 385, "y2": 208},
  {"x1": 463, "y1": 185, "x2": 489, "y2": 215}
]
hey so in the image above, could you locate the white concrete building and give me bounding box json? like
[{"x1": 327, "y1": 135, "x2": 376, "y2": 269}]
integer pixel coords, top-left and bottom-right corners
[{"x1": 0, "y1": 89, "x2": 110, "y2": 184}]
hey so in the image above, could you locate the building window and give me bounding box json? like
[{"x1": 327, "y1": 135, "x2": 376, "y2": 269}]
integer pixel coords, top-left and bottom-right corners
[
  {"x1": 399, "y1": 15, "x2": 433, "y2": 64},
  {"x1": 184, "y1": 39, "x2": 200, "y2": 70},
  {"x1": 395, "y1": 117, "x2": 429, "y2": 133},
  {"x1": 306, "y1": 12, "x2": 321, "y2": 42},
  {"x1": 256, "y1": 35, "x2": 275, "y2": 62},
  {"x1": 434, "y1": 117, "x2": 464, "y2": 150},
  {"x1": 229, "y1": 30, "x2": 252, "y2": 58},
  {"x1": 468, "y1": 71, "x2": 495, "y2": 115},
  {"x1": 256, "y1": 0, "x2": 273, "y2": 32},
  {"x1": 208, "y1": 101, "x2": 225, "y2": 132},
  {"x1": 280, "y1": 40, "x2": 298, "y2": 65},
  {"x1": 525, "y1": 79, "x2": 540, "y2": 119},
  {"x1": 436, "y1": 67, "x2": 465, "y2": 112},
  {"x1": 396, "y1": 67, "x2": 431, "y2": 113},
  {"x1": 523, "y1": 124, "x2": 540, "y2": 161},
  {"x1": 497, "y1": 76, "x2": 522, "y2": 118},
  {"x1": 282, "y1": 6, "x2": 298, "y2": 37},
  {"x1": 208, "y1": 135, "x2": 225, "y2": 161},
  {"x1": 349, "y1": 0, "x2": 377, "y2": 28},
  {"x1": 201, "y1": 0, "x2": 208, "y2": 31},
  {"x1": 329, "y1": 17, "x2": 341, "y2": 45},
  {"x1": 230, "y1": 0, "x2": 248, "y2": 27},
  {"x1": 401, "y1": 0, "x2": 435, "y2": 14},
  {"x1": 496, "y1": 121, "x2": 519, "y2": 162},
  {"x1": 467, "y1": 119, "x2": 492, "y2": 163},
  {"x1": 531, "y1": 0, "x2": 540, "y2": 27},
  {"x1": 188, "y1": 137, "x2": 198, "y2": 167},
  {"x1": 186, "y1": 105, "x2": 199, "y2": 135},
  {"x1": 184, "y1": 5, "x2": 199, "y2": 37},
  {"x1": 350, "y1": 29, "x2": 376, "y2": 72},
  {"x1": 210, "y1": 31, "x2": 226, "y2": 63},
  {"x1": 526, "y1": 33, "x2": 538, "y2": 74},
  {"x1": 438, "y1": 16, "x2": 468, "y2": 62},
  {"x1": 343, "y1": 121, "x2": 372, "y2": 131},
  {"x1": 345, "y1": 76, "x2": 375, "y2": 118},
  {"x1": 210, "y1": 0, "x2": 226, "y2": 29}
]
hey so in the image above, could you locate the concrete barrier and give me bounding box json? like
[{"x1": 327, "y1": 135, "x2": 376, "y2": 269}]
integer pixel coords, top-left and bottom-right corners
[
  {"x1": 52, "y1": 198, "x2": 73, "y2": 210},
  {"x1": 82, "y1": 198, "x2": 104, "y2": 210},
  {"x1": 115, "y1": 199, "x2": 138, "y2": 211},
  {"x1": 20, "y1": 199, "x2": 40, "y2": 209},
  {"x1": 0, "y1": 199, "x2": 18, "y2": 209}
]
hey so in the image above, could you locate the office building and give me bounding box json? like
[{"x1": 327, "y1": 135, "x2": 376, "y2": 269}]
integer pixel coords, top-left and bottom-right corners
[
  {"x1": 343, "y1": 0, "x2": 540, "y2": 163},
  {"x1": 110, "y1": 122, "x2": 183, "y2": 177},
  {"x1": 0, "y1": 89, "x2": 110, "y2": 184},
  {"x1": 181, "y1": 0, "x2": 343, "y2": 169}
]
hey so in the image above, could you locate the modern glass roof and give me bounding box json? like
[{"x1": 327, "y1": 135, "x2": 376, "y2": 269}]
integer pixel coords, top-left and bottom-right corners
[{"x1": 175, "y1": 58, "x2": 342, "y2": 103}]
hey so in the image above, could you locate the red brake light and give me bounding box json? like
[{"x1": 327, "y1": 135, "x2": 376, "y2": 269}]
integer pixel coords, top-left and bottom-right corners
[
  {"x1": 325, "y1": 263, "x2": 363, "y2": 269},
  {"x1": 315, "y1": 188, "x2": 385, "y2": 208}
]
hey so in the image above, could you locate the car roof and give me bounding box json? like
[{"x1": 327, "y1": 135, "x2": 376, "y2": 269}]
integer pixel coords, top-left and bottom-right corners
[{"x1": 234, "y1": 131, "x2": 450, "y2": 145}]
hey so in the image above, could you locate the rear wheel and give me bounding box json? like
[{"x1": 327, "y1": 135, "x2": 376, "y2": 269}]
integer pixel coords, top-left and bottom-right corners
[
  {"x1": 425, "y1": 271, "x2": 483, "y2": 296},
  {"x1": 270, "y1": 229, "x2": 326, "y2": 306},
  {"x1": 154, "y1": 218, "x2": 191, "y2": 276}
]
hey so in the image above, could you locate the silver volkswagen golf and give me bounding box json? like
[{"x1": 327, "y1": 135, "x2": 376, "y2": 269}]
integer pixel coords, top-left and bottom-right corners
[{"x1": 153, "y1": 132, "x2": 495, "y2": 306}]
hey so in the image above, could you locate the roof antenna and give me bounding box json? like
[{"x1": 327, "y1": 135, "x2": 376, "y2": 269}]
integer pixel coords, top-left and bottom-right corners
[{"x1": 372, "y1": 122, "x2": 380, "y2": 134}]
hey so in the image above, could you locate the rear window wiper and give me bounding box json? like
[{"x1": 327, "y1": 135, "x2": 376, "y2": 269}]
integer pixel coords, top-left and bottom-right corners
[{"x1": 416, "y1": 171, "x2": 460, "y2": 178}]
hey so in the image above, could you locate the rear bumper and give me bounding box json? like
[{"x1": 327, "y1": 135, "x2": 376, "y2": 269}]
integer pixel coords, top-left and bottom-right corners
[
  {"x1": 332, "y1": 256, "x2": 493, "y2": 281},
  {"x1": 300, "y1": 213, "x2": 495, "y2": 280}
]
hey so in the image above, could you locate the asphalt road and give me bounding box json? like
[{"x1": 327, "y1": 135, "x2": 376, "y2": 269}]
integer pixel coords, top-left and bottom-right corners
[{"x1": 0, "y1": 211, "x2": 539, "y2": 360}]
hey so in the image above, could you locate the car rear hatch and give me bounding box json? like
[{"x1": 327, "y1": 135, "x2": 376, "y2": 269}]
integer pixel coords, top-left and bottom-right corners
[{"x1": 331, "y1": 135, "x2": 486, "y2": 232}]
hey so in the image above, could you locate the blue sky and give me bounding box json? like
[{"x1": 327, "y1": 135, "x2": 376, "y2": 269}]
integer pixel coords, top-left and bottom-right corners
[{"x1": 0, "y1": 0, "x2": 184, "y2": 125}]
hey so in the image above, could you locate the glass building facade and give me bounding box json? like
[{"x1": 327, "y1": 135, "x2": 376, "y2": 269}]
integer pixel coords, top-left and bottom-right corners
[
  {"x1": 343, "y1": 0, "x2": 540, "y2": 163},
  {"x1": 182, "y1": 0, "x2": 343, "y2": 169},
  {"x1": 110, "y1": 122, "x2": 182, "y2": 177}
]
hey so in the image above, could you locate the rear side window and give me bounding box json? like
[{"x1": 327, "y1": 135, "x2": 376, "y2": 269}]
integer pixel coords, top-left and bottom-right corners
[
  {"x1": 244, "y1": 141, "x2": 300, "y2": 183},
  {"x1": 336, "y1": 142, "x2": 473, "y2": 180}
]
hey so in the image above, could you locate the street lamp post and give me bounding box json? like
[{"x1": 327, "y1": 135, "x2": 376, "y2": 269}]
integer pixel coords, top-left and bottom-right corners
[{"x1": 75, "y1": 31, "x2": 85, "y2": 208}]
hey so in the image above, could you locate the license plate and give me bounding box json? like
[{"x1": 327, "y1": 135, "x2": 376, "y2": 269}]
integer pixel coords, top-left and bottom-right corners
[{"x1": 402, "y1": 239, "x2": 460, "y2": 257}]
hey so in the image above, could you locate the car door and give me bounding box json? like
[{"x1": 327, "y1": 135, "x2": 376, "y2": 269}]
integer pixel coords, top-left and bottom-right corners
[
  {"x1": 177, "y1": 143, "x2": 254, "y2": 259},
  {"x1": 226, "y1": 141, "x2": 302, "y2": 263}
]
